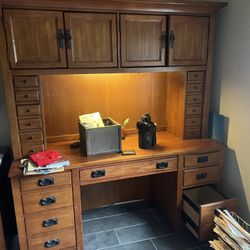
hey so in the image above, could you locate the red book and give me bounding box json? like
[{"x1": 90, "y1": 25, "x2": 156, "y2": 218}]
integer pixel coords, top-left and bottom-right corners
[{"x1": 29, "y1": 150, "x2": 62, "y2": 167}]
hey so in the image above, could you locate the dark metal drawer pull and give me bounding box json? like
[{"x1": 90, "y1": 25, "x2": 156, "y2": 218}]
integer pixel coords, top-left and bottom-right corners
[
  {"x1": 196, "y1": 173, "x2": 207, "y2": 180},
  {"x1": 65, "y1": 29, "x2": 72, "y2": 49},
  {"x1": 91, "y1": 170, "x2": 105, "y2": 178},
  {"x1": 57, "y1": 29, "x2": 65, "y2": 49},
  {"x1": 156, "y1": 162, "x2": 168, "y2": 169},
  {"x1": 44, "y1": 239, "x2": 60, "y2": 248},
  {"x1": 38, "y1": 177, "x2": 54, "y2": 186},
  {"x1": 162, "y1": 31, "x2": 167, "y2": 49},
  {"x1": 40, "y1": 196, "x2": 56, "y2": 206},
  {"x1": 42, "y1": 218, "x2": 58, "y2": 227},
  {"x1": 197, "y1": 156, "x2": 208, "y2": 163},
  {"x1": 169, "y1": 31, "x2": 175, "y2": 48}
]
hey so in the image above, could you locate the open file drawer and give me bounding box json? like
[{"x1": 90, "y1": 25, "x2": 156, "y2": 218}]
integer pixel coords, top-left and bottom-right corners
[{"x1": 182, "y1": 186, "x2": 238, "y2": 241}]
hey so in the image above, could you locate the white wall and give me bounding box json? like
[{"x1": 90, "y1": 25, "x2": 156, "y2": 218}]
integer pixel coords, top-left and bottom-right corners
[{"x1": 211, "y1": 0, "x2": 250, "y2": 221}]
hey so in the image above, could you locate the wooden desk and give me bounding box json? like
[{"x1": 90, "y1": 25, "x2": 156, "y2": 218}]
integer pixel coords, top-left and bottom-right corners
[{"x1": 9, "y1": 132, "x2": 226, "y2": 250}]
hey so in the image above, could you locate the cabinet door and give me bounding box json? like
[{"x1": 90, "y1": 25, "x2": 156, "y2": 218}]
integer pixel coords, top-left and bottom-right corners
[
  {"x1": 4, "y1": 10, "x2": 67, "y2": 69},
  {"x1": 64, "y1": 13, "x2": 117, "y2": 68},
  {"x1": 121, "y1": 15, "x2": 166, "y2": 67},
  {"x1": 169, "y1": 16, "x2": 209, "y2": 66}
]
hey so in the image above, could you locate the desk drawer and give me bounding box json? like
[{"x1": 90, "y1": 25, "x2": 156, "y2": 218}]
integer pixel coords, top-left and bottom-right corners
[
  {"x1": 183, "y1": 186, "x2": 238, "y2": 241},
  {"x1": 187, "y1": 71, "x2": 206, "y2": 81},
  {"x1": 80, "y1": 157, "x2": 178, "y2": 185},
  {"x1": 20, "y1": 131, "x2": 43, "y2": 143},
  {"x1": 184, "y1": 128, "x2": 201, "y2": 139},
  {"x1": 186, "y1": 106, "x2": 202, "y2": 116},
  {"x1": 185, "y1": 151, "x2": 220, "y2": 168},
  {"x1": 19, "y1": 118, "x2": 43, "y2": 130},
  {"x1": 17, "y1": 105, "x2": 41, "y2": 117},
  {"x1": 186, "y1": 83, "x2": 204, "y2": 93},
  {"x1": 28, "y1": 227, "x2": 76, "y2": 250},
  {"x1": 185, "y1": 117, "x2": 202, "y2": 127},
  {"x1": 25, "y1": 206, "x2": 74, "y2": 237},
  {"x1": 21, "y1": 143, "x2": 44, "y2": 156},
  {"x1": 186, "y1": 94, "x2": 203, "y2": 105},
  {"x1": 15, "y1": 90, "x2": 39, "y2": 102},
  {"x1": 183, "y1": 165, "x2": 219, "y2": 188},
  {"x1": 21, "y1": 172, "x2": 72, "y2": 192},
  {"x1": 14, "y1": 76, "x2": 38, "y2": 88},
  {"x1": 22, "y1": 186, "x2": 73, "y2": 214}
]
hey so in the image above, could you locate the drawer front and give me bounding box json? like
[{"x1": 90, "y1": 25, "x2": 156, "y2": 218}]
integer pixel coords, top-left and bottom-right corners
[
  {"x1": 186, "y1": 83, "x2": 204, "y2": 93},
  {"x1": 28, "y1": 228, "x2": 76, "y2": 250},
  {"x1": 22, "y1": 143, "x2": 44, "y2": 156},
  {"x1": 185, "y1": 117, "x2": 201, "y2": 127},
  {"x1": 183, "y1": 165, "x2": 219, "y2": 187},
  {"x1": 15, "y1": 90, "x2": 40, "y2": 102},
  {"x1": 200, "y1": 198, "x2": 238, "y2": 226},
  {"x1": 19, "y1": 118, "x2": 43, "y2": 130},
  {"x1": 186, "y1": 106, "x2": 202, "y2": 116},
  {"x1": 184, "y1": 128, "x2": 201, "y2": 139},
  {"x1": 23, "y1": 186, "x2": 73, "y2": 214},
  {"x1": 25, "y1": 206, "x2": 74, "y2": 237},
  {"x1": 80, "y1": 157, "x2": 178, "y2": 185},
  {"x1": 21, "y1": 172, "x2": 72, "y2": 192},
  {"x1": 185, "y1": 151, "x2": 220, "y2": 168},
  {"x1": 14, "y1": 76, "x2": 38, "y2": 88},
  {"x1": 17, "y1": 105, "x2": 41, "y2": 117},
  {"x1": 187, "y1": 71, "x2": 206, "y2": 81},
  {"x1": 20, "y1": 131, "x2": 43, "y2": 143},
  {"x1": 186, "y1": 94, "x2": 203, "y2": 105}
]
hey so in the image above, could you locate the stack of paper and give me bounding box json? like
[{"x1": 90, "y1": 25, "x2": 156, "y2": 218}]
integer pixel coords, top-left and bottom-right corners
[
  {"x1": 79, "y1": 112, "x2": 105, "y2": 128},
  {"x1": 209, "y1": 209, "x2": 250, "y2": 250}
]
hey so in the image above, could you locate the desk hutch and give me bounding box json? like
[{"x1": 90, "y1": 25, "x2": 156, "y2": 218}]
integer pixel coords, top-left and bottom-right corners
[{"x1": 0, "y1": 0, "x2": 238, "y2": 249}]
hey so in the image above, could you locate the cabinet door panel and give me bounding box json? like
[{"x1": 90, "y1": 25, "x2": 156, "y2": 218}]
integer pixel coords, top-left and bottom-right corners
[
  {"x1": 4, "y1": 9, "x2": 67, "y2": 69},
  {"x1": 121, "y1": 15, "x2": 166, "y2": 67},
  {"x1": 65, "y1": 13, "x2": 117, "y2": 68},
  {"x1": 169, "y1": 16, "x2": 209, "y2": 66}
]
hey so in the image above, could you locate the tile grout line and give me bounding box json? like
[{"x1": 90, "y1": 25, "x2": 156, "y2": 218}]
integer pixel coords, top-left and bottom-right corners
[
  {"x1": 151, "y1": 208, "x2": 159, "y2": 221},
  {"x1": 114, "y1": 229, "x2": 121, "y2": 245},
  {"x1": 150, "y1": 239, "x2": 158, "y2": 250}
]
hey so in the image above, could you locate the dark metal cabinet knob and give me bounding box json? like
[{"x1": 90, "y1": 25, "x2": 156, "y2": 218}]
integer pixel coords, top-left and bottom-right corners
[
  {"x1": 169, "y1": 31, "x2": 175, "y2": 48},
  {"x1": 40, "y1": 196, "x2": 56, "y2": 206},
  {"x1": 38, "y1": 177, "x2": 54, "y2": 186},
  {"x1": 196, "y1": 173, "x2": 207, "y2": 180},
  {"x1": 162, "y1": 31, "x2": 167, "y2": 49},
  {"x1": 42, "y1": 218, "x2": 58, "y2": 227},
  {"x1": 91, "y1": 170, "x2": 105, "y2": 178},
  {"x1": 197, "y1": 156, "x2": 208, "y2": 163},
  {"x1": 44, "y1": 239, "x2": 60, "y2": 248},
  {"x1": 156, "y1": 162, "x2": 168, "y2": 169}
]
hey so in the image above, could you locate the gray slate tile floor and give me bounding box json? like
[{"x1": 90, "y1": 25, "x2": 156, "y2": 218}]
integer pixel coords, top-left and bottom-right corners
[{"x1": 83, "y1": 200, "x2": 211, "y2": 250}]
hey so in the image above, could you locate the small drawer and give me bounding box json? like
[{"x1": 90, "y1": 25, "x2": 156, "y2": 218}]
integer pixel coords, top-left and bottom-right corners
[
  {"x1": 185, "y1": 117, "x2": 202, "y2": 127},
  {"x1": 185, "y1": 151, "x2": 220, "y2": 168},
  {"x1": 183, "y1": 186, "x2": 238, "y2": 241},
  {"x1": 14, "y1": 76, "x2": 38, "y2": 88},
  {"x1": 18, "y1": 118, "x2": 43, "y2": 130},
  {"x1": 25, "y1": 206, "x2": 74, "y2": 237},
  {"x1": 183, "y1": 165, "x2": 219, "y2": 187},
  {"x1": 28, "y1": 227, "x2": 76, "y2": 250},
  {"x1": 20, "y1": 131, "x2": 43, "y2": 143},
  {"x1": 22, "y1": 186, "x2": 73, "y2": 214},
  {"x1": 21, "y1": 172, "x2": 72, "y2": 192},
  {"x1": 80, "y1": 157, "x2": 178, "y2": 185},
  {"x1": 184, "y1": 128, "x2": 201, "y2": 139},
  {"x1": 21, "y1": 143, "x2": 44, "y2": 156},
  {"x1": 186, "y1": 106, "x2": 202, "y2": 116},
  {"x1": 187, "y1": 71, "x2": 206, "y2": 81},
  {"x1": 186, "y1": 94, "x2": 203, "y2": 105},
  {"x1": 17, "y1": 105, "x2": 41, "y2": 117},
  {"x1": 15, "y1": 90, "x2": 39, "y2": 102},
  {"x1": 186, "y1": 83, "x2": 204, "y2": 93}
]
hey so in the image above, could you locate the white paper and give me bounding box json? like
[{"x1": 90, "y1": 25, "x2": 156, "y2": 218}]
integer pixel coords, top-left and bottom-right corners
[{"x1": 79, "y1": 112, "x2": 105, "y2": 128}]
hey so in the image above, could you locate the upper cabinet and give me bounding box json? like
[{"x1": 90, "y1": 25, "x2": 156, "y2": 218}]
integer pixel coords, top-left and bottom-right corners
[
  {"x1": 64, "y1": 13, "x2": 117, "y2": 68},
  {"x1": 4, "y1": 9, "x2": 67, "y2": 69},
  {"x1": 120, "y1": 15, "x2": 166, "y2": 67},
  {"x1": 168, "y1": 16, "x2": 209, "y2": 66}
]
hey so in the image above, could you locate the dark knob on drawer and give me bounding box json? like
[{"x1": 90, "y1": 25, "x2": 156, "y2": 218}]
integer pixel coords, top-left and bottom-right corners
[
  {"x1": 26, "y1": 122, "x2": 32, "y2": 126},
  {"x1": 192, "y1": 109, "x2": 196, "y2": 113},
  {"x1": 192, "y1": 120, "x2": 196, "y2": 124},
  {"x1": 28, "y1": 136, "x2": 33, "y2": 140},
  {"x1": 194, "y1": 74, "x2": 198, "y2": 77},
  {"x1": 42, "y1": 218, "x2": 58, "y2": 227},
  {"x1": 44, "y1": 239, "x2": 60, "y2": 248},
  {"x1": 26, "y1": 108, "x2": 31, "y2": 112},
  {"x1": 40, "y1": 196, "x2": 56, "y2": 206},
  {"x1": 91, "y1": 170, "x2": 105, "y2": 178},
  {"x1": 38, "y1": 177, "x2": 54, "y2": 186},
  {"x1": 23, "y1": 80, "x2": 27, "y2": 83},
  {"x1": 197, "y1": 156, "x2": 208, "y2": 163},
  {"x1": 193, "y1": 98, "x2": 197, "y2": 101},
  {"x1": 196, "y1": 173, "x2": 207, "y2": 180},
  {"x1": 24, "y1": 94, "x2": 28, "y2": 98},
  {"x1": 156, "y1": 162, "x2": 168, "y2": 169}
]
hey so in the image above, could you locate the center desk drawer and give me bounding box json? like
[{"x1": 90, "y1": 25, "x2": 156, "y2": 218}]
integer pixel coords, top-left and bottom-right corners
[
  {"x1": 185, "y1": 151, "x2": 220, "y2": 168},
  {"x1": 25, "y1": 206, "x2": 74, "y2": 237},
  {"x1": 21, "y1": 172, "x2": 72, "y2": 192},
  {"x1": 80, "y1": 157, "x2": 178, "y2": 185},
  {"x1": 22, "y1": 186, "x2": 73, "y2": 214}
]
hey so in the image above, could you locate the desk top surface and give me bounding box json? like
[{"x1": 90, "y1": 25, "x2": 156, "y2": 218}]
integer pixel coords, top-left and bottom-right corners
[{"x1": 9, "y1": 132, "x2": 224, "y2": 177}]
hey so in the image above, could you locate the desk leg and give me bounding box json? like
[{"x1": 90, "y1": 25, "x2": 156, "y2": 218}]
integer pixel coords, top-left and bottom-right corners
[{"x1": 72, "y1": 169, "x2": 84, "y2": 250}]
